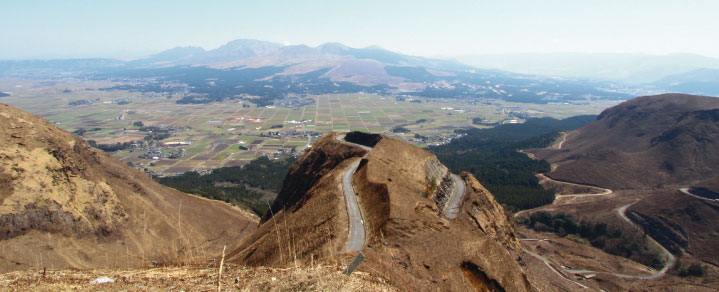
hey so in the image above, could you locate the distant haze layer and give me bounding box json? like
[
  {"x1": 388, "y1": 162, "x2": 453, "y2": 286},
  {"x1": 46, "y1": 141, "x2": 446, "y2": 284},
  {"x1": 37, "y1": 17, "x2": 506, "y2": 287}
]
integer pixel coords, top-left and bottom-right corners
[{"x1": 455, "y1": 53, "x2": 719, "y2": 84}]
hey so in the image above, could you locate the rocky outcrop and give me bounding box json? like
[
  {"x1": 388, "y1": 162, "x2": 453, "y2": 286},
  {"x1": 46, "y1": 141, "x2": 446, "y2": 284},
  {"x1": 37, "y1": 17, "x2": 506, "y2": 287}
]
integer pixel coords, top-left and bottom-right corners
[
  {"x1": 231, "y1": 132, "x2": 532, "y2": 292},
  {"x1": 261, "y1": 133, "x2": 367, "y2": 222},
  {"x1": 0, "y1": 103, "x2": 258, "y2": 272},
  {"x1": 424, "y1": 158, "x2": 456, "y2": 214},
  {"x1": 461, "y1": 172, "x2": 521, "y2": 250}
]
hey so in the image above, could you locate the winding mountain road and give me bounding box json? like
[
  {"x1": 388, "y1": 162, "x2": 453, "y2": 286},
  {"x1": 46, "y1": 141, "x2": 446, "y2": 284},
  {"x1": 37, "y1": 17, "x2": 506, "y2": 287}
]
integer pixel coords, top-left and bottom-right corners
[
  {"x1": 514, "y1": 167, "x2": 612, "y2": 219},
  {"x1": 335, "y1": 134, "x2": 370, "y2": 252},
  {"x1": 442, "y1": 174, "x2": 466, "y2": 219},
  {"x1": 519, "y1": 198, "x2": 675, "y2": 281},
  {"x1": 524, "y1": 203, "x2": 677, "y2": 282},
  {"x1": 616, "y1": 203, "x2": 676, "y2": 280},
  {"x1": 522, "y1": 248, "x2": 589, "y2": 290},
  {"x1": 516, "y1": 132, "x2": 676, "y2": 283},
  {"x1": 679, "y1": 188, "x2": 719, "y2": 202},
  {"x1": 343, "y1": 160, "x2": 365, "y2": 251}
]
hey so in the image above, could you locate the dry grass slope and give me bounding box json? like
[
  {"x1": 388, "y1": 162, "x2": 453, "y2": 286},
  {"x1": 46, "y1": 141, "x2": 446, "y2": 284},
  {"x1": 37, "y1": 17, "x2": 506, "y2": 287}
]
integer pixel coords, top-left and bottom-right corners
[
  {"x1": 228, "y1": 132, "x2": 533, "y2": 292},
  {"x1": 0, "y1": 264, "x2": 397, "y2": 292},
  {"x1": 0, "y1": 103, "x2": 259, "y2": 273}
]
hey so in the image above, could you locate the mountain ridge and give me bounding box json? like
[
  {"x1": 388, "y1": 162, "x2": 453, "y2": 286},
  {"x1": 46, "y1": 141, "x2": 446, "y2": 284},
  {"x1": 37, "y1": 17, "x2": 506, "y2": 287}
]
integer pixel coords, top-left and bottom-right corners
[
  {"x1": 533, "y1": 93, "x2": 719, "y2": 189},
  {"x1": 227, "y1": 132, "x2": 532, "y2": 291},
  {"x1": 0, "y1": 103, "x2": 259, "y2": 272}
]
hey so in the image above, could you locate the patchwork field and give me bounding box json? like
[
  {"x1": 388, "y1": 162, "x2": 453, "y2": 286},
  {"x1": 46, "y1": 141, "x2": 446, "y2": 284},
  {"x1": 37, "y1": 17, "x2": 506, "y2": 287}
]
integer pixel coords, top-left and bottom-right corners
[{"x1": 0, "y1": 79, "x2": 617, "y2": 175}]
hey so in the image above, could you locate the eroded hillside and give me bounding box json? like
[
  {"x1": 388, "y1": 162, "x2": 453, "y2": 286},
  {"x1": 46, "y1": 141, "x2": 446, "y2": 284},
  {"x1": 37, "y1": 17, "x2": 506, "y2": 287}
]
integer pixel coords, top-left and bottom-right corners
[
  {"x1": 0, "y1": 103, "x2": 258, "y2": 272},
  {"x1": 228, "y1": 132, "x2": 532, "y2": 292}
]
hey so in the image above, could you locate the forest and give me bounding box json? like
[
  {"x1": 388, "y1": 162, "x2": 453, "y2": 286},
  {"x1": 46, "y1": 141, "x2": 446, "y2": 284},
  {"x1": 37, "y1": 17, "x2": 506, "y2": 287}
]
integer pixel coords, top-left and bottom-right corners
[
  {"x1": 156, "y1": 156, "x2": 295, "y2": 216},
  {"x1": 103, "y1": 66, "x2": 390, "y2": 106},
  {"x1": 429, "y1": 115, "x2": 596, "y2": 211}
]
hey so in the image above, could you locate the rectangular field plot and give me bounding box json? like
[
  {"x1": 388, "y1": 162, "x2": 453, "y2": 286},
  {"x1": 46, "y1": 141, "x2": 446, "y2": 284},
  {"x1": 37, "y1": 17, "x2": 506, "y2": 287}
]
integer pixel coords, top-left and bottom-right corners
[{"x1": 1, "y1": 81, "x2": 609, "y2": 175}]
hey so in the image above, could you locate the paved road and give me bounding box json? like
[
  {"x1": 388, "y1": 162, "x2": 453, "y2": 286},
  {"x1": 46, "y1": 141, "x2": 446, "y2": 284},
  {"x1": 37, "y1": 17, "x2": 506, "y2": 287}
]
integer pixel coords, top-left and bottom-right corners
[
  {"x1": 556, "y1": 132, "x2": 567, "y2": 149},
  {"x1": 520, "y1": 203, "x2": 675, "y2": 281},
  {"x1": 335, "y1": 133, "x2": 370, "y2": 252},
  {"x1": 522, "y1": 248, "x2": 589, "y2": 289},
  {"x1": 442, "y1": 174, "x2": 466, "y2": 219},
  {"x1": 679, "y1": 187, "x2": 719, "y2": 202},
  {"x1": 514, "y1": 153, "x2": 612, "y2": 219},
  {"x1": 518, "y1": 202, "x2": 675, "y2": 282},
  {"x1": 616, "y1": 203, "x2": 676, "y2": 280},
  {"x1": 342, "y1": 160, "x2": 366, "y2": 251},
  {"x1": 516, "y1": 132, "x2": 675, "y2": 281},
  {"x1": 335, "y1": 134, "x2": 373, "y2": 151},
  {"x1": 537, "y1": 174, "x2": 612, "y2": 196}
]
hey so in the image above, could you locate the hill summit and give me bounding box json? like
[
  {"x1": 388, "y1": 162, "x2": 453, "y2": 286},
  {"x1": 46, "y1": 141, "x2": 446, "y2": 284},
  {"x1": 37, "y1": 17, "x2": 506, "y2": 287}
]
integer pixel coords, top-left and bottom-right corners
[
  {"x1": 534, "y1": 93, "x2": 719, "y2": 189},
  {"x1": 0, "y1": 103, "x2": 258, "y2": 272},
  {"x1": 227, "y1": 132, "x2": 532, "y2": 292}
]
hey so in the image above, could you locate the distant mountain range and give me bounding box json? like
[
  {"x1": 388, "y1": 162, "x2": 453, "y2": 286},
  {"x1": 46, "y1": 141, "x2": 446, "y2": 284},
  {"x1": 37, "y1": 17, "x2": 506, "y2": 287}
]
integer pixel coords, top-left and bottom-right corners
[
  {"x1": 131, "y1": 39, "x2": 473, "y2": 73},
  {"x1": 456, "y1": 53, "x2": 719, "y2": 84},
  {"x1": 6, "y1": 39, "x2": 719, "y2": 103},
  {"x1": 652, "y1": 68, "x2": 719, "y2": 96}
]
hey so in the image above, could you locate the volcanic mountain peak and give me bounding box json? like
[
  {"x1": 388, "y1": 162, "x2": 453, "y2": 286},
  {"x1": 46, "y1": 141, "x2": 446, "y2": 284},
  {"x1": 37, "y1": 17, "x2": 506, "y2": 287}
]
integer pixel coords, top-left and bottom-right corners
[
  {"x1": 229, "y1": 132, "x2": 530, "y2": 292},
  {"x1": 535, "y1": 93, "x2": 719, "y2": 189},
  {"x1": 318, "y1": 42, "x2": 351, "y2": 54},
  {"x1": 0, "y1": 103, "x2": 258, "y2": 272}
]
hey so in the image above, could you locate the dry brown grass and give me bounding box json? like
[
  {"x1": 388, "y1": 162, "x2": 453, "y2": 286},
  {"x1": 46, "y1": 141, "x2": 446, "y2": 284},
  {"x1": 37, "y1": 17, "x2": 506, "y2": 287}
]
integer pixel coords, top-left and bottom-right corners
[
  {"x1": 0, "y1": 264, "x2": 397, "y2": 292},
  {"x1": 0, "y1": 103, "x2": 259, "y2": 273}
]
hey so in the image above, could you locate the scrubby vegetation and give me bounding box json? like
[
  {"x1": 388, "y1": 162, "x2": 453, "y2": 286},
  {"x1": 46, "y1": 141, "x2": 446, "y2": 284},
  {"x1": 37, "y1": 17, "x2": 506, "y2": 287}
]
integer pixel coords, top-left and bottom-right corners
[
  {"x1": 72, "y1": 127, "x2": 101, "y2": 136},
  {"x1": 520, "y1": 211, "x2": 666, "y2": 269},
  {"x1": 674, "y1": 259, "x2": 707, "y2": 277},
  {"x1": 391, "y1": 126, "x2": 411, "y2": 133},
  {"x1": 102, "y1": 66, "x2": 390, "y2": 106},
  {"x1": 87, "y1": 140, "x2": 138, "y2": 152},
  {"x1": 156, "y1": 156, "x2": 295, "y2": 216},
  {"x1": 429, "y1": 116, "x2": 596, "y2": 211}
]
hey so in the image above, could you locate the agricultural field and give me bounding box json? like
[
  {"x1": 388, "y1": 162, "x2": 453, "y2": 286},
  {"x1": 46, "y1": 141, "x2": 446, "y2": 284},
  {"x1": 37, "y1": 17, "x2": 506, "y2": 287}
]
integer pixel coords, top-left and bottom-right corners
[{"x1": 0, "y1": 78, "x2": 618, "y2": 176}]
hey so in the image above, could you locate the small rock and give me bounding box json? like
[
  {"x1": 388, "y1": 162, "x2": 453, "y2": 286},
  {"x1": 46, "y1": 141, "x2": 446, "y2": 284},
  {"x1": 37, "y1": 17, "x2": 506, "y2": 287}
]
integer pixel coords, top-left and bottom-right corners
[
  {"x1": 90, "y1": 276, "x2": 115, "y2": 284},
  {"x1": 235, "y1": 277, "x2": 240, "y2": 284}
]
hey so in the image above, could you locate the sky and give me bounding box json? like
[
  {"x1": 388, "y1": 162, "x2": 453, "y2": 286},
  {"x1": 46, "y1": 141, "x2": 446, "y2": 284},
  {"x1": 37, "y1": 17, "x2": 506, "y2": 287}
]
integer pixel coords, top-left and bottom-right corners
[{"x1": 2, "y1": 0, "x2": 719, "y2": 60}]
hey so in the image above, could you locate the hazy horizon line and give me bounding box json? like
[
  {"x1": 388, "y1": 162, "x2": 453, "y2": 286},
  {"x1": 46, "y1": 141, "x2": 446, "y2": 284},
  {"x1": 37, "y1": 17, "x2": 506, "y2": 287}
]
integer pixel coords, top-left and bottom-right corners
[{"x1": 3, "y1": 38, "x2": 719, "y2": 61}]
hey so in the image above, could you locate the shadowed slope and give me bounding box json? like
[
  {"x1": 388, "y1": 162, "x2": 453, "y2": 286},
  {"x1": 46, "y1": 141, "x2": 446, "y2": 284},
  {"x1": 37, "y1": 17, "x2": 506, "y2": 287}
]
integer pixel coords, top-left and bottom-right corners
[{"x1": 535, "y1": 94, "x2": 719, "y2": 189}]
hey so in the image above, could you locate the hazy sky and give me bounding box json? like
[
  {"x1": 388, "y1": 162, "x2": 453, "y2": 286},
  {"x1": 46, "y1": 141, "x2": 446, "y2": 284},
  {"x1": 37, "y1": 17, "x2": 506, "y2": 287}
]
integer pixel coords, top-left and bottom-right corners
[{"x1": 2, "y1": 0, "x2": 719, "y2": 59}]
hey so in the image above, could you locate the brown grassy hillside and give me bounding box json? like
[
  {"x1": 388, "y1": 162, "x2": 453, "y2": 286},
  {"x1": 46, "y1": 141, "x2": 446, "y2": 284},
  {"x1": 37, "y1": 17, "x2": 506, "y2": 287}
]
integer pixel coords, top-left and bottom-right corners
[
  {"x1": 228, "y1": 132, "x2": 532, "y2": 292},
  {"x1": 535, "y1": 94, "x2": 719, "y2": 189},
  {"x1": 0, "y1": 103, "x2": 258, "y2": 273},
  {"x1": 0, "y1": 264, "x2": 397, "y2": 292},
  {"x1": 629, "y1": 190, "x2": 719, "y2": 266}
]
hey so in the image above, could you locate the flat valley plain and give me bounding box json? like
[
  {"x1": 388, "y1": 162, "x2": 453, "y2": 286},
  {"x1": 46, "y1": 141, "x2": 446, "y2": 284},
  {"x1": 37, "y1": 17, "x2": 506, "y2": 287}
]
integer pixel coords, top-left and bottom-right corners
[{"x1": 0, "y1": 78, "x2": 618, "y2": 176}]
